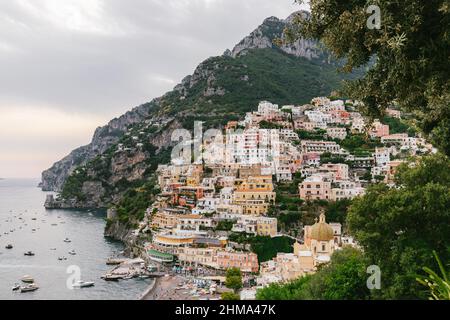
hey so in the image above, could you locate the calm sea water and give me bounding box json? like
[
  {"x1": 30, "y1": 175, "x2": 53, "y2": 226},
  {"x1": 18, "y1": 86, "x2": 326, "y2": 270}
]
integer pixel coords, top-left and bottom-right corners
[{"x1": 0, "y1": 178, "x2": 151, "y2": 300}]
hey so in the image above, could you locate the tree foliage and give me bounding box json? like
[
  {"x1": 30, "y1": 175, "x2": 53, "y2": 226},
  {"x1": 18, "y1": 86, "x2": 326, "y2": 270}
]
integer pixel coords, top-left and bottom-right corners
[
  {"x1": 290, "y1": 1, "x2": 450, "y2": 155},
  {"x1": 347, "y1": 153, "x2": 450, "y2": 299},
  {"x1": 225, "y1": 268, "x2": 243, "y2": 293},
  {"x1": 417, "y1": 251, "x2": 450, "y2": 300},
  {"x1": 256, "y1": 247, "x2": 370, "y2": 300}
]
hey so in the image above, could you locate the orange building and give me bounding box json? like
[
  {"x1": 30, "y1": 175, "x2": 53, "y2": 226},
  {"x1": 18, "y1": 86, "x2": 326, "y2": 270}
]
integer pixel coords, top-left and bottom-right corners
[{"x1": 217, "y1": 251, "x2": 259, "y2": 273}]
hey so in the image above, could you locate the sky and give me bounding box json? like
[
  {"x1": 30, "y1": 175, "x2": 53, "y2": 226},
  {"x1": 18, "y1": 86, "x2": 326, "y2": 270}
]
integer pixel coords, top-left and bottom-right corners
[{"x1": 0, "y1": 0, "x2": 308, "y2": 178}]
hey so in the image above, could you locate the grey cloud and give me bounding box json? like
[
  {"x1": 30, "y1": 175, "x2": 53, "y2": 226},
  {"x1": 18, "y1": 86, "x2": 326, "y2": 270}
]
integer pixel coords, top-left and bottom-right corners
[{"x1": 0, "y1": 0, "x2": 299, "y2": 116}]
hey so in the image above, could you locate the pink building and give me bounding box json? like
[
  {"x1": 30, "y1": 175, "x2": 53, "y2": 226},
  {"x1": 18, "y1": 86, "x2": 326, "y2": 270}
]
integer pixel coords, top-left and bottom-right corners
[
  {"x1": 217, "y1": 251, "x2": 259, "y2": 273},
  {"x1": 299, "y1": 175, "x2": 332, "y2": 201},
  {"x1": 370, "y1": 120, "x2": 390, "y2": 138},
  {"x1": 302, "y1": 152, "x2": 321, "y2": 167},
  {"x1": 319, "y1": 163, "x2": 349, "y2": 181}
]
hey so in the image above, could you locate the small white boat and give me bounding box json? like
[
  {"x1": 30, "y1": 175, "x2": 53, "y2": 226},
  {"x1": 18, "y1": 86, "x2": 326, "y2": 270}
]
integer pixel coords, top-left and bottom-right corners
[
  {"x1": 68, "y1": 250, "x2": 76, "y2": 255},
  {"x1": 21, "y1": 275, "x2": 34, "y2": 283},
  {"x1": 72, "y1": 281, "x2": 95, "y2": 288},
  {"x1": 5, "y1": 244, "x2": 13, "y2": 249},
  {"x1": 63, "y1": 238, "x2": 71, "y2": 243},
  {"x1": 58, "y1": 256, "x2": 67, "y2": 261},
  {"x1": 20, "y1": 284, "x2": 39, "y2": 293},
  {"x1": 24, "y1": 251, "x2": 35, "y2": 256},
  {"x1": 12, "y1": 283, "x2": 20, "y2": 291}
]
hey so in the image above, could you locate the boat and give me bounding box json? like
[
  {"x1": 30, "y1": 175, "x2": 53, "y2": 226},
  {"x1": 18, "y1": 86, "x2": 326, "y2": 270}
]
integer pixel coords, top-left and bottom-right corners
[
  {"x1": 12, "y1": 284, "x2": 20, "y2": 291},
  {"x1": 72, "y1": 281, "x2": 95, "y2": 288},
  {"x1": 63, "y1": 238, "x2": 71, "y2": 243},
  {"x1": 68, "y1": 250, "x2": 76, "y2": 255},
  {"x1": 24, "y1": 251, "x2": 35, "y2": 256},
  {"x1": 20, "y1": 284, "x2": 39, "y2": 293},
  {"x1": 5, "y1": 244, "x2": 13, "y2": 249},
  {"x1": 106, "y1": 258, "x2": 127, "y2": 265},
  {"x1": 21, "y1": 275, "x2": 34, "y2": 283},
  {"x1": 58, "y1": 257, "x2": 67, "y2": 261},
  {"x1": 102, "y1": 274, "x2": 122, "y2": 282}
]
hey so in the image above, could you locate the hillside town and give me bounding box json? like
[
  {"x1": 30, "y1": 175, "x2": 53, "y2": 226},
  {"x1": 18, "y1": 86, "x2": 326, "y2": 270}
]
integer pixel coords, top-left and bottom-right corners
[{"x1": 130, "y1": 98, "x2": 435, "y2": 299}]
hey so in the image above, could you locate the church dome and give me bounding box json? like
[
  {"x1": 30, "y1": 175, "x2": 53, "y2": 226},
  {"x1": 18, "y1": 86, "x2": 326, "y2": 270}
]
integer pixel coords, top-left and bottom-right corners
[{"x1": 310, "y1": 213, "x2": 334, "y2": 241}]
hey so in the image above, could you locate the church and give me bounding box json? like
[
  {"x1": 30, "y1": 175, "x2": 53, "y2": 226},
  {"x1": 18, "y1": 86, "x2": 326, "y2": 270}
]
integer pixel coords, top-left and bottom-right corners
[{"x1": 258, "y1": 213, "x2": 343, "y2": 286}]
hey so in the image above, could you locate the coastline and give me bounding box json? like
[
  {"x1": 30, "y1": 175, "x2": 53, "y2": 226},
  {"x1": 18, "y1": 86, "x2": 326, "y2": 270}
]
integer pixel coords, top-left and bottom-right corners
[
  {"x1": 140, "y1": 274, "x2": 223, "y2": 300},
  {"x1": 139, "y1": 278, "x2": 159, "y2": 300}
]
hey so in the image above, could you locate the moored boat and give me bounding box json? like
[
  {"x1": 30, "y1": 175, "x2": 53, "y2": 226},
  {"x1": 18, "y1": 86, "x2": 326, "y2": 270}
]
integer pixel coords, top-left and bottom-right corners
[
  {"x1": 20, "y1": 284, "x2": 39, "y2": 293},
  {"x1": 21, "y1": 275, "x2": 34, "y2": 283},
  {"x1": 72, "y1": 281, "x2": 95, "y2": 288}
]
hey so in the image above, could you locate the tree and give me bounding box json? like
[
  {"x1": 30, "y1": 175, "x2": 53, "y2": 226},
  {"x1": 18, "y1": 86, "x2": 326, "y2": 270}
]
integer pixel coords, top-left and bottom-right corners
[
  {"x1": 347, "y1": 153, "x2": 450, "y2": 299},
  {"x1": 256, "y1": 247, "x2": 370, "y2": 300},
  {"x1": 417, "y1": 251, "x2": 450, "y2": 300},
  {"x1": 225, "y1": 268, "x2": 243, "y2": 293},
  {"x1": 288, "y1": 1, "x2": 450, "y2": 156},
  {"x1": 221, "y1": 292, "x2": 241, "y2": 300}
]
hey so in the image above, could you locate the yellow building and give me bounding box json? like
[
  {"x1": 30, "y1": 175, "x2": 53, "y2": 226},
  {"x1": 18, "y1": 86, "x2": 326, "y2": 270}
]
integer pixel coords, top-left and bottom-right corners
[
  {"x1": 151, "y1": 211, "x2": 180, "y2": 229},
  {"x1": 257, "y1": 217, "x2": 278, "y2": 237},
  {"x1": 234, "y1": 200, "x2": 270, "y2": 215},
  {"x1": 177, "y1": 247, "x2": 219, "y2": 269},
  {"x1": 234, "y1": 176, "x2": 276, "y2": 204}
]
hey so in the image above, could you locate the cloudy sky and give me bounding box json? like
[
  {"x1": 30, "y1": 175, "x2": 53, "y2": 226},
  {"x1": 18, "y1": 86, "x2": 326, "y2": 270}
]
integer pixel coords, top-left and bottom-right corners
[{"x1": 0, "y1": 0, "x2": 308, "y2": 178}]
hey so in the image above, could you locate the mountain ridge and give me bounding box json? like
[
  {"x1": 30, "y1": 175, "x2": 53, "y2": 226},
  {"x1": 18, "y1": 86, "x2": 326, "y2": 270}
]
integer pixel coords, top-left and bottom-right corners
[{"x1": 41, "y1": 11, "x2": 355, "y2": 196}]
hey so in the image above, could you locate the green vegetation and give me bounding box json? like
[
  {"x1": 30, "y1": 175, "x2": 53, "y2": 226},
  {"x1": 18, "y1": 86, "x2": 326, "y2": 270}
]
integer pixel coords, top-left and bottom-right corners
[
  {"x1": 227, "y1": 233, "x2": 295, "y2": 263},
  {"x1": 60, "y1": 167, "x2": 89, "y2": 201},
  {"x1": 259, "y1": 121, "x2": 284, "y2": 130},
  {"x1": 115, "y1": 178, "x2": 160, "y2": 223},
  {"x1": 256, "y1": 247, "x2": 370, "y2": 300},
  {"x1": 324, "y1": 199, "x2": 352, "y2": 225},
  {"x1": 250, "y1": 236, "x2": 295, "y2": 263},
  {"x1": 297, "y1": 129, "x2": 327, "y2": 140},
  {"x1": 215, "y1": 220, "x2": 236, "y2": 231},
  {"x1": 290, "y1": 0, "x2": 450, "y2": 156},
  {"x1": 221, "y1": 292, "x2": 240, "y2": 300},
  {"x1": 320, "y1": 152, "x2": 347, "y2": 165},
  {"x1": 340, "y1": 134, "x2": 381, "y2": 155},
  {"x1": 347, "y1": 154, "x2": 450, "y2": 299},
  {"x1": 225, "y1": 268, "x2": 243, "y2": 294},
  {"x1": 382, "y1": 116, "x2": 416, "y2": 137},
  {"x1": 417, "y1": 251, "x2": 450, "y2": 300}
]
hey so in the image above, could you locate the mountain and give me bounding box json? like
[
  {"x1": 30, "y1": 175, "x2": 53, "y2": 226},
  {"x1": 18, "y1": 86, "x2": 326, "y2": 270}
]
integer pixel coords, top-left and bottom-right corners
[{"x1": 41, "y1": 11, "x2": 360, "y2": 207}]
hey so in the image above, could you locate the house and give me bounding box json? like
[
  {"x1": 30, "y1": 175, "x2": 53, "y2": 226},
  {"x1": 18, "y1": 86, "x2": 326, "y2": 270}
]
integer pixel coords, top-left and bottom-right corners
[
  {"x1": 217, "y1": 251, "x2": 259, "y2": 273},
  {"x1": 299, "y1": 175, "x2": 332, "y2": 201},
  {"x1": 326, "y1": 127, "x2": 348, "y2": 140},
  {"x1": 370, "y1": 119, "x2": 390, "y2": 138},
  {"x1": 301, "y1": 140, "x2": 341, "y2": 154}
]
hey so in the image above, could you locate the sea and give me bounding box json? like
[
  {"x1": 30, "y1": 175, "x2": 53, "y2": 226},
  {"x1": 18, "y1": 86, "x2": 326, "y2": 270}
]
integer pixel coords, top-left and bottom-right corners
[{"x1": 0, "y1": 178, "x2": 152, "y2": 300}]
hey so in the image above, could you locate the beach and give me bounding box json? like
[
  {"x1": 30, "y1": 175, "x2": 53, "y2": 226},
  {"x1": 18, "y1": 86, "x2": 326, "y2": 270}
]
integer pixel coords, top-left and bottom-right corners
[{"x1": 141, "y1": 274, "x2": 221, "y2": 300}]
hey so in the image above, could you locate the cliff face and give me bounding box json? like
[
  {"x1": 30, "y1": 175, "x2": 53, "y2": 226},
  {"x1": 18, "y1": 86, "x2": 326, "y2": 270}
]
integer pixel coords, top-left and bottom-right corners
[
  {"x1": 41, "y1": 11, "x2": 358, "y2": 210},
  {"x1": 41, "y1": 103, "x2": 157, "y2": 191},
  {"x1": 230, "y1": 11, "x2": 324, "y2": 61}
]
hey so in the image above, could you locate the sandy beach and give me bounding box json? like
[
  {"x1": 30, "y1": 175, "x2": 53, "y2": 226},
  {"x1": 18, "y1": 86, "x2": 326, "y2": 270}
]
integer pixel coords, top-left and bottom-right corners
[{"x1": 141, "y1": 275, "x2": 221, "y2": 300}]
